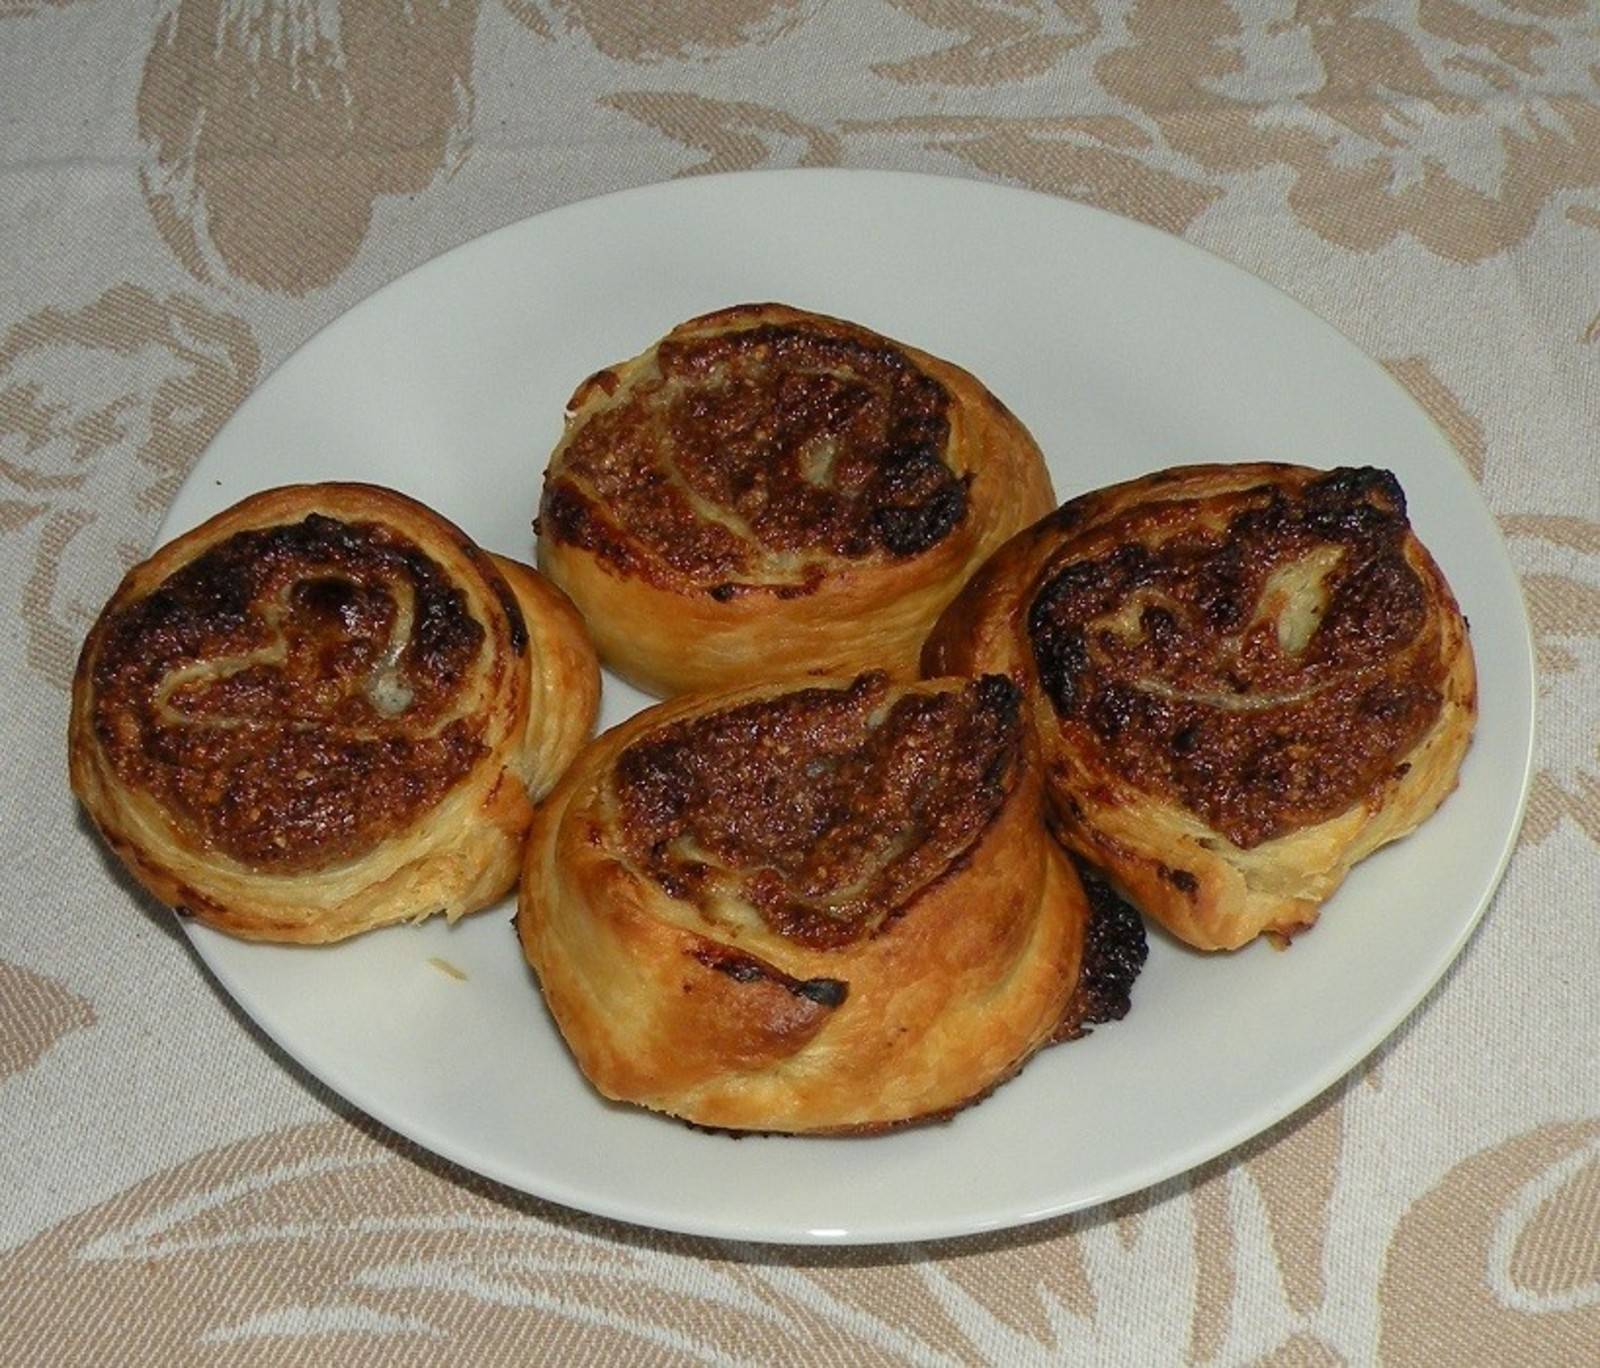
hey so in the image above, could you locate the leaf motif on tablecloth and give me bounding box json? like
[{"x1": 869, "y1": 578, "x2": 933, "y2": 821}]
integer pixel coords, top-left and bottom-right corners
[
  {"x1": 1098, "y1": 0, "x2": 1600, "y2": 262},
  {"x1": 762, "y1": 1224, "x2": 1096, "y2": 1357},
  {"x1": 1167, "y1": 1088, "x2": 1346, "y2": 1362},
  {"x1": 137, "y1": 1, "x2": 476, "y2": 295},
  {"x1": 1248, "y1": 1331, "x2": 1346, "y2": 1367},
  {"x1": 721, "y1": 1256, "x2": 975, "y2": 1362},
  {"x1": 0, "y1": 1115, "x2": 1146, "y2": 1365},
  {"x1": 603, "y1": 91, "x2": 840, "y2": 173},
  {"x1": 0, "y1": 961, "x2": 95, "y2": 1081},
  {"x1": 1521, "y1": 572, "x2": 1600, "y2": 672},
  {"x1": 1521, "y1": 769, "x2": 1600, "y2": 846},
  {"x1": 838, "y1": 114, "x2": 1221, "y2": 236},
  {"x1": 871, "y1": 0, "x2": 1099, "y2": 86},
  {"x1": 1568, "y1": 206, "x2": 1600, "y2": 341},
  {"x1": 744, "y1": 1095, "x2": 1350, "y2": 1364},
  {"x1": 1185, "y1": 1164, "x2": 1237, "y2": 1363},
  {"x1": 1500, "y1": 515, "x2": 1600, "y2": 555},
  {"x1": 1501, "y1": 520, "x2": 1600, "y2": 661},
  {"x1": 1378, "y1": 1120, "x2": 1600, "y2": 1365},
  {"x1": 1380, "y1": 357, "x2": 1487, "y2": 482},
  {"x1": 1504, "y1": 1140, "x2": 1600, "y2": 1299},
  {"x1": 603, "y1": 94, "x2": 1221, "y2": 234},
  {"x1": 919, "y1": 1227, "x2": 1097, "y2": 1343},
  {"x1": 501, "y1": 0, "x2": 821, "y2": 63},
  {"x1": 0, "y1": 0, "x2": 93, "y2": 17},
  {"x1": 1500, "y1": 516, "x2": 1600, "y2": 848},
  {"x1": 0, "y1": 1120, "x2": 784, "y2": 1363},
  {"x1": 1240, "y1": 1095, "x2": 1345, "y2": 1321},
  {"x1": 0, "y1": 285, "x2": 259, "y2": 689}
]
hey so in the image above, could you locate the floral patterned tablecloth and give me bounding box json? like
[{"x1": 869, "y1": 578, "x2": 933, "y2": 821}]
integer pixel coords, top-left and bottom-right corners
[{"x1": 3, "y1": 3, "x2": 1597, "y2": 1364}]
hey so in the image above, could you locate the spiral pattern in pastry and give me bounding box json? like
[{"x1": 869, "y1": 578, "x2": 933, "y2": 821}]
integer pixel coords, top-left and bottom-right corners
[
  {"x1": 535, "y1": 302, "x2": 1056, "y2": 696},
  {"x1": 518, "y1": 671, "x2": 1142, "y2": 1133},
  {"x1": 70, "y1": 482, "x2": 599, "y2": 942},
  {"x1": 924, "y1": 463, "x2": 1477, "y2": 951}
]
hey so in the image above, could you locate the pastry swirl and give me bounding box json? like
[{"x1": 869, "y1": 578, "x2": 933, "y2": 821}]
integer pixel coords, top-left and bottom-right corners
[
  {"x1": 536, "y1": 303, "x2": 1055, "y2": 696},
  {"x1": 69, "y1": 482, "x2": 599, "y2": 943},
  {"x1": 518, "y1": 671, "x2": 1140, "y2": 1133},
  {"x1": 924, "y1": 463, "x2": 1477, "y2": 951}
]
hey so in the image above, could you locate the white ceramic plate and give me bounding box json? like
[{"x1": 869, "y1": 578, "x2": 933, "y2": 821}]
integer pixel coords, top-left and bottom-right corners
[{"x1": 163, "y1": 169, "x2": 1534, "y2": 1245}]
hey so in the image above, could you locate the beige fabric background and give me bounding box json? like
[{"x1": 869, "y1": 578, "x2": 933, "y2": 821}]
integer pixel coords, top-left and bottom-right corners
[{"x1": 2, "y1": 2, "x2": 1598, "y2": 1363}]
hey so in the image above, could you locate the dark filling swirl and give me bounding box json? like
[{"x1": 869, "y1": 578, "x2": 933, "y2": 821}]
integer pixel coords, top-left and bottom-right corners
[
  {"x1": 542, "y1": 320, "x2": 969, "y2": 590},
  {"x1": 92, "y1": 513, "x2": 491, "y2": 871},
  {"x1": 1029, "y1": 467, "x2": 1447, "y2": 848},
  {"x1": 612, "y1": 673, "x2": 1020, "y2": 948}
]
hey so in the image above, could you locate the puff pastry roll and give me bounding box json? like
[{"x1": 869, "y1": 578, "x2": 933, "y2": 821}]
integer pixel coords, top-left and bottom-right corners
[
  {"x1": 924, "y1": 464, "x2": 1477, "y2": 951},
  {"x1": 69, "y1": 483, "x2": 599, "y2": 943},
  {"x1": 535, "y1": 303, "x2": 1055, "y2": 696},
  {"x1": 518, "y1": 671, "x2": 1143, "y2": 1133}
]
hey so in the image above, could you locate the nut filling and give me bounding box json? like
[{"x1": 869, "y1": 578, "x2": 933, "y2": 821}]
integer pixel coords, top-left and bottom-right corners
[
  {"x1": 543, "y1": 322, "x2": 969, "y2": 588},
  {"x1": 90, "y1": 513, "x2": 492, "y2": 871},
  {"x1": 1028, "y1": 467, "x2": 1448, "y2": 849},
  {"x1": 610, "y1": 673, "x2": 1021, "y2": 948}
]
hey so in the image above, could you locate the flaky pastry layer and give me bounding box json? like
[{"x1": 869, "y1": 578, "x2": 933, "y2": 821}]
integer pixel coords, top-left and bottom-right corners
[
  {"x1": 517, "y1": 672, "x2": 1128, "y2": 1133},
  {"x1": 924, "y1": 463, "x2": 1478, "y2": 951},
  {"x1": 536, "y1": 303, "x2": 1055, "y2": 696},
  {"x1": 70, "y1": 482, "x2": 599, "y2": 943}
]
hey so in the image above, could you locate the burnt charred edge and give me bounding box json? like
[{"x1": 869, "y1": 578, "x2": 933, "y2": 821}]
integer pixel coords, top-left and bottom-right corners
[
  {"x1": 1039, "y1": 491, "x2": 1093, "y2": 538},
  {"x1": 1308, "y1": 464, "x2": 1406, "y2": 514},
  {"x1": 505, "y1": 598, "x2": 529, "y2": 654},
  {"x1": 1027, "y1": 550, "x2": 1136, "y2": 717},
  {"x1": 405, "y1": 554, "x2": 485, "y2": 663},
  {"x1": 667, "y1": 320, "x2": 936, "y2": 391},
  {"x1": 1059, "y1": 856, "x2": 1147, "y2": 1036},
  {"x1": 474, "y1": 546, "x2": 528, "y2": 655},
  {"x1": 703, "y1": 571, "x2": 824, "y2": 604},
  {"x1": 973, "y1": 671, "x2": 1021, "y2": 723},
  {"x1": 1027, "y1": 602, "x2": 1087, "y2": 716},
  {"x1": 174, "y1": 883, "x2": 221, "y2": 918},
  {"x1": 537, "y1": 479, "x2": 640, "y2": 572},
  {"x1": 690, "y1": 944, "x2": 849, "y2": 1009},
  {"x1": 97, "y1": 511, "x2": 485, "y2": 688},
  {"x1": 872, "y1": 471, "x2": 969, "y2": 557},
  {"x1": 1158, "y1": 862, "x2": 1199, "y2": 896},
  {"x1": 1302, "y1": 465, "x2": 1409, "y2": 541},
  {"x1": 537, "y1": 480, "x2": 589, "y2": 543},
  {"x1": 795, "y1": 977, "x2": 849, "y2": 1007}
]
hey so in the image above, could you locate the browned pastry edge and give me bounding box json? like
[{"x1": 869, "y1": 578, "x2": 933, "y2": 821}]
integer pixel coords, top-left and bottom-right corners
[
  {"x1": 678, "y1": 858, "x2": 1149, "y2": 1138},
  {"x1": 924, "y1": 462, "x2": 1478, "y2": 951},
  {"x1": 536, "y1": 303, "x2": 1056, "y2": 695},
  {"x1": 1054, "y1": 855, "x2": 1149, "y2": 1040},
  {"x1": 518, "y1": 672, "x2": 1125, "y2": 1133},
  {"x1": 69, "y1": 482, "x2": 599, "y2": 943},
  {"x1": 488, "y1": 553, "x2": 602, "y2": 803}
]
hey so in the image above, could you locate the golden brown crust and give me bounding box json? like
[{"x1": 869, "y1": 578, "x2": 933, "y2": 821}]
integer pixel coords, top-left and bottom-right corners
[
  {"x1": 488, "y1": 553, "x2": 602, "y2": 803},
  {"x1": 924, "y1": 463, "x2": 1478, "y2": 951},
  {"x1": 517, "y1": 672, "x2": 1099, "y2": 1133},
  {"x1": 69, "y1": 483, "x2": 600, "y2": 943},
  {"x1": 536, "y1": 303, "x2": 1056, "y2": 696}
]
